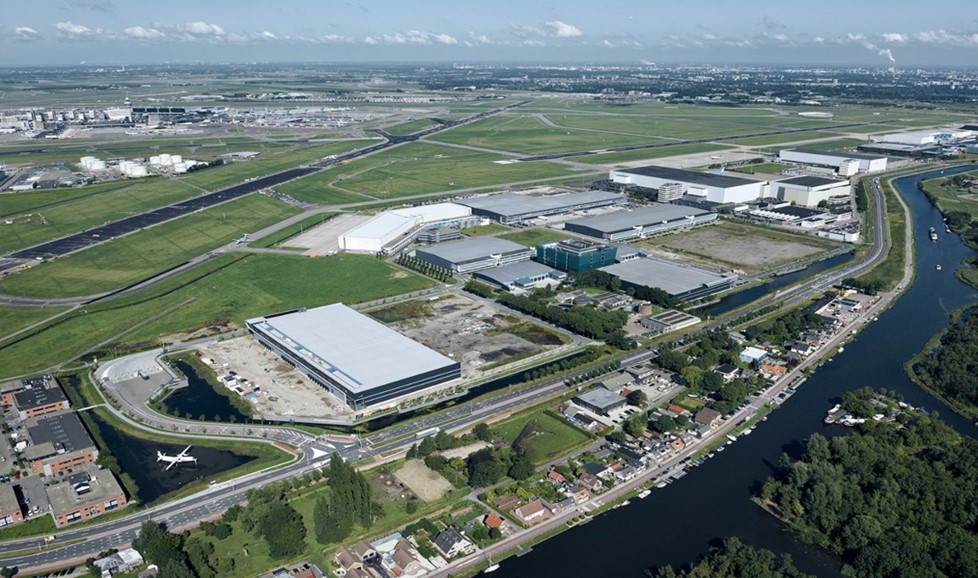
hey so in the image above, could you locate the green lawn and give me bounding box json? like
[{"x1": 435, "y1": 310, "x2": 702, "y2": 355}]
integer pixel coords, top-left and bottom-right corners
[
  {"x1": 499, "y1": 228, "x2": 574, "y2": 247},
  {"x1": 492, "y1": 411, "x2": 591, "y2": 465},
  {"x1": 462, "y1": 223, "x2": 512, "y2": 237},
  {"x1": 919, "y1": 172, "x2": 978, "y2": 223},
  {"x1": 274, "y1": 179, "x2": 373, "y2": 205},
  {"x1": 0, "y1": 194, "x2": 301, "y2": 298},
  {"x1": 0, "y1": 253, "x2": 436, "y2": 378},
  {"x1": 786, "y1": 137, "x2": 870, "y2": 151},
  {"x1": 726, "y1": 131, "x2": 842, "y2": 147},
  {"x1": 0, "y1": 178, "x2": 201, "y2": 254}
]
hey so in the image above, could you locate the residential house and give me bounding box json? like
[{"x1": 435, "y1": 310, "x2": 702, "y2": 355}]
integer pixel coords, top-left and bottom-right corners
[
  {"x1": 739, "y1": 346, "x2": 768, "y2": 365},
  {"x1": 693, "y1": 408, "x2": 722, "y2": 429},
  {"x1": 433, "y1": 526, "x2": 474, "y2": 558},
  {"x1": 669, "y1": 437, "x2": 686, "y2": 452},
  {"x1": 625, "y1": 364, "x2": 655, "y2": 382},
  {"x1": 759, "y1": 364, "x2": 787, "y2": 380},
  {"x1": 93, "y1": 548, "x2": 145, "y2": 576},
  {"x1": 714, "y1": 363, "x2": 740, "y2": 382},
  {"x1": 553, "y1": 496, "x2": 577, "y2": 513},
  {"x1": 484, "y1": 513, "x2": 507, "y2": 532},
  {"x1": 513, "y1": 499, "x2": 552, "y2": 526},
  {"x1": 568, "y1": 485, "x2": 590, "y2": 504},
  {"x1": 582, "y1": 462, "x2": 612, "y2": 479},
  {"x1": 614, "y1": 464, "x2": 638, "y2": 482},
  {"x1": 666, "y1": 404, "x2": 687, "y2": 416},
  {"x1": 789, "y1": 340, "x2": 814, "y2": 356},
  {"x1": 577, "y1": 473, "x2": 603, "y2": 492},
  {"x1": 546, "y1": 470, "x2": 567, "y2": 485},
  {"x1": 333, "y1": 547, "x2": 362, "y2": 577},
  {"x1": 573, "y1": 412, "x2": 599, "y2": 431},
  {"x1": 351, "y1": 540, "x2": 377, "y2": 563}
]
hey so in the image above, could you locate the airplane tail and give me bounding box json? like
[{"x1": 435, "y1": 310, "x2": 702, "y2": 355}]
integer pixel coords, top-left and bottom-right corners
[{"x1": 156, "y1": 451, "x2": 164, "y2": 461}]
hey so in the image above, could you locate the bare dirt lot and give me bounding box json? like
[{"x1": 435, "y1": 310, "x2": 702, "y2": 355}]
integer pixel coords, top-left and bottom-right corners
[
  {"x1": 196, "y1": 337, "x2": 355, "y2": 421},
  {"x1": 368, "y1": 294, "x2": 570, "y2": 379},
  {"x1": 287, "y1": 212, "x2": 373, "y2": 254},
  {"x1": 643, "y1": 221, "x2": 837, "y2": 274},
  {"x1": 395, "y1": 459, "x2": 453, "y2": 502}
]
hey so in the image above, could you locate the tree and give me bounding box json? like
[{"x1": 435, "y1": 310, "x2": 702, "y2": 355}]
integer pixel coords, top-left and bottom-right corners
[
  {"x1": 417, "y1": 436, "x2": 437, "y2": 457},
  {"x1": 132, "y1": 521, "x2": 186, "y2": 570},
  {"x1": 681, "y1": 365, "x2": 704, "y2": 389},
  {"x1": 624, "y1": 412, "x2": 647, "y2": 438},
  {"x1": 257, "y1": 500, "x2": 307, "y2": 559},
  {"x1": 159, "y1": 560, "x2": 196, "y2": 578},
  {"x1": 467, "y1": 449, "x2": 504, "y2": 487},
  {"x1": 627, "y1": 389, "x2": 648, "y2": 408},
  {"x1": 473, "y1": 422, "x2": 493, "y2": 442},
  {"x1": 508, "y1": 450, "x2": 535, "y2": 481}
]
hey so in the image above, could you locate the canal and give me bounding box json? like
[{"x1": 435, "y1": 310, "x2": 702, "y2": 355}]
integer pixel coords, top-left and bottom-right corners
[{"x1": 495, "y1": 166, "x2": 978, "y2": 578}]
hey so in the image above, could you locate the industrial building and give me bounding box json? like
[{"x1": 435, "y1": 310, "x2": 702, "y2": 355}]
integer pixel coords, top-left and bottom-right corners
[
  {"x1": 472, "y1": 261, "x2": 566, "y2": 291},
  {"x1": 454, "y1": 190, "x2": 624, "y2": 224},
  {"x1": 13, "y1": 380, "x2": 69, "y2": 420},
  {"x1": 563, "y1": 204, "x2": 717, "y2": 242},
  {"x1": 600, "y1": 258, "x2": 738, "y2": 302},
  {"x1": 24, "y1": 412, "x2": 99, "y2": 476},
  {"x1": 536, "y1": 239, "x2": 618, "y2": 272},
  {"x1": 573, "y1": 386, "x2": 627, "y2": 416},
  {"x1": 639, "y1": 310, "x2": 702, "y2": 335},
  {"x1": 609, "y1": 166, "x2": 765, "y2": 204},
  {"x1": 770, "y1": 176, "x2": 851, "y2": 207},
  {"x1": 777, "y1": 149, "x2": 887, "y2": 175},
  {"x1": 414, "y1": 237, "x2": 533, "y2": 274},
  {"x1": 878, "y1": 128, "x2": 972, "y2": 146},
  {"x1": 246, "y1": 304, "x2": 461, "y2": 411},
  {"x1": 338, "y1": 202, "x2": 478, "y2": 254},
  {"x1": 0, "y1": 485, "x2": 24, "y2": 528},
  {"x1": 46, "y1": 469, "x2": 127, "y2": 527}
]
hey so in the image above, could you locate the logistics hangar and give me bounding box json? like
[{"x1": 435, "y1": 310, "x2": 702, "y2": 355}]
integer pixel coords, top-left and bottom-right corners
[
  {"x1": 600, "y1": 257, "x2": 738, "y2": 302},
  {"x1": 414, "y1": 237, "x2": 533, "y2": 274},
  {"x1": 246, "y1": 304, "x2": 461, "y2": 410},
  {"x1": 609, "y1": 165, "x2": 765, "y2": 204},
  {"x1": 777, "y1": 149, "x2": 887, "y2": 175},
  {"x1": 455, "y1": 190, "x2": 624, "y2": 224},
  {"x1": 563, "y1": 204, "x2": 717, "y2": 242}
]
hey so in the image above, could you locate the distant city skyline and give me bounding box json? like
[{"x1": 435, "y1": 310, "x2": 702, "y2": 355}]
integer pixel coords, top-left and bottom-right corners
[{"x1": 2, "y1": 0, "x2": 978, "y2": 67}]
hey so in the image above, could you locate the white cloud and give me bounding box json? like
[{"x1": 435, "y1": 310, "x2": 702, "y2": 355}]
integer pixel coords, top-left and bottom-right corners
[
  {"x1": 468, "y1": 32, "x2": 492, "y2": 44},
  {"x1": 545, "y1": 20, "x2": 582, "y2": 38},
  {"x1": 882, "y1": 32, "x2": 908, "y2": 44},
  {"x1": 913, "y1": 29, "x2": 978, "y2": 47},
  {"x1": 379, "y1": 30, "x2": 457, "y2": 45},
  {"x1": 702, "y1": 33, "x2": 717, "y2": 41},
  {"x1": 53, "y1": 21, "x2": 101, "y2": 40},
  {"x1": 602, "y1": 39, "x2": 614, "y2": 48},
  {"x1": 124, "y1": 26, "x2": 165, "y2": 40},
  {"x1": 771, "y1": 33, "x2": 789, "y2": 43},
  {"x1": 175, "y1": 21, "x2": 225, "y2": 38},
  {"x1": 318, "y1": 34, "x2": 354, "y2": 44},
  {"x1": 363, "y1": 36, "x2": 379, "y2": 45},
  {"x1": 15, "y1": 26, "x2": 40, "y2": 41}
]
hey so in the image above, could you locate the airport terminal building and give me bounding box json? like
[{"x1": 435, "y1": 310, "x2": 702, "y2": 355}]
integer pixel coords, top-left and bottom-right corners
[
  {"x1": 247, "y1": 304, "x2": 461, "y2": 410},
  {"x1": 563, "y1": 204, "x2": 717, "y2": 242}
]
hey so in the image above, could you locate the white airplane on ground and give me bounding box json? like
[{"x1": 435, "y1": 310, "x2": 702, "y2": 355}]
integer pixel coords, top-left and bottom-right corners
[
  {"x1": 157, "y1": 445, "x2": 197, "y2": 471},
  {"x1": 233, "y1": 233, "x2": 249, "y2": 246}
]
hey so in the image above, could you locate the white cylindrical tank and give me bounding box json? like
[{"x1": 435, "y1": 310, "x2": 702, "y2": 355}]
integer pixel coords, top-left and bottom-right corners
[
  {"x1": 158, "y1": 154, "x2": 172, "y2": 166},
  {"x1": 149, "y1": 155, "x2": 162, "y2": 165},
  {"x1": 127, "y1": 165, "x2": 148, "y2": 177},
  {"x1": 170, "y1": 154, "x2": 183, "y2": 164},
  {"x1": 172, "y1": 162, "x2": 188, "y2": 174},
  {"x1": 90, "y1": 160, "x2": 106, "y2": 171}
]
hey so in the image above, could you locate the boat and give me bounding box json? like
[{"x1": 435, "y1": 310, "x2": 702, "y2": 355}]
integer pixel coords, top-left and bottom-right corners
[
  {"x1": 838, "y1": 346, "x2": 845, "y2": 353},
  {"x1": 930, "y1": 227, "x2": 938, "y2": 241},
  {"x1": 936, "y1": 264, "x2": 942, "y2": 271},
  {"x1": 483, "y1": 552, "x2": 500, "y2": 574},
  {"x1": 638, "y1": 489, "x2": 651, "y2": 499}
]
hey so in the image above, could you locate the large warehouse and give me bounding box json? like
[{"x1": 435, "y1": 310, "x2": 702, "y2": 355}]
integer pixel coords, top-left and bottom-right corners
[
  {"x1": 246, "y1": 304, "x2": 461, "y2": 410},
  {"x1": 600, "y1": 257, "x2": 738, "y2": 302},
  {"x1": 609, "y1": 166, "x2": 765, "y2": 204},
  {"x1": 414, "y1": 237, "x2": 533, "y2": 273},
  {"x1": 339, "y1": 202, "x2": 478, "y2": 254},
  {"x1": 455, "y1": 190, "x2": 624, "y2": 224},
  {"x1": 472, "y1": 261, "x2": 566, "y2": 291},
  {"x1": 778, "y1": 149, "x2": 887, "y2": 175},
  {"x1": 770, "y1": 176, "x2": 851, "y2": 207},
  {"x1": 563, "y1": 204, "x2": 717, "y2": 242}
]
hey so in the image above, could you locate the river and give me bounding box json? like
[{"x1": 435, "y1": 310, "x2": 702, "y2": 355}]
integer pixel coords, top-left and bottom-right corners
[{"x1": 494, "y1": 166, "x2": 978, "y2": 578}]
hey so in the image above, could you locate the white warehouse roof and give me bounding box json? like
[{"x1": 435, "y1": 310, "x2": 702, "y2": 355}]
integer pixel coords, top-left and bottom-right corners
[
  {"x1": 340, "y1": 212, "x2": 419, "y2": 252},
  {"x1": 247, "y1": 304, "x2": 457, "y2": 394},
  {"x1": 391, "y1": 202, "x2": 471, "y2": 223}
]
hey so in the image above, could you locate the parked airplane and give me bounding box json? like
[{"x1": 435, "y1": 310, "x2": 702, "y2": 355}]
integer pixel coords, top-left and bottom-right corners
[
  {"x1": 233, "y1": 233, "x2": 249, "y2": 246},
  {"x1": 157, "y1": 445, "x2": 197, "y2": 471}
]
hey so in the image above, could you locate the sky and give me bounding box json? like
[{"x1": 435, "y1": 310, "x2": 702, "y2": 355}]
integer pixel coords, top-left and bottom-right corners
[{"x1": 2, "y1": 0, "x2": 978, "y2": 67}]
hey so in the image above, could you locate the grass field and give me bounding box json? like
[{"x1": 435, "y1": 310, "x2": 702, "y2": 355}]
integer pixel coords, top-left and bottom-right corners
[
  {"x1": 785, "y1": 137, "x2": 870, "y2": 151},
  {"x1": 499, "y1": 228, "x2": 574, "y2": 246},
  {"x1": 385, "y1": 118, "x2": 440, "y2": 136},
  {"x1": 462, "y1": 223, "x2": 512, "y2": 237},
  {"x1": 0, "y1": 306, "x2": 69, "y2": 340},
  {"x1": 574, "y1": 143, "x2": 735, "y2": 165},
  {"x1": 273, "y1": 178, "x2": 373, "y2": 205},
  {"x1": 177, "y1": 140, "x2": 372, "y2": 191},
  {"x1": 492, "y1": 411, "x2": 591, "y2": 465},
  {"x1": 428, "y1": 114, "x2": 661, "y2": 155},
  {"x1": 0, "y1": 194, "x2": 301, "y2": 298},
  {"x1": 277, "y1": 142, "x2": 586, "y2": 201},
  {"x1": 726, "y1": 131, "x2": 843, "y2": 147},
  {"x1": 0, "y1": 253, "x2": 436, "y2": 378},
  {"x1": 919, "y1": 172, "x2": 978, "y2": 223},
  {"x1": 249, "y1": 213, "x2": 337, "y2": 248},
  {"x1": 730, "y1": 163, "x2": 789, "y2": 175},
  {"x1": 0, "y1": 178, "x2": 201, "y2": 254}
]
